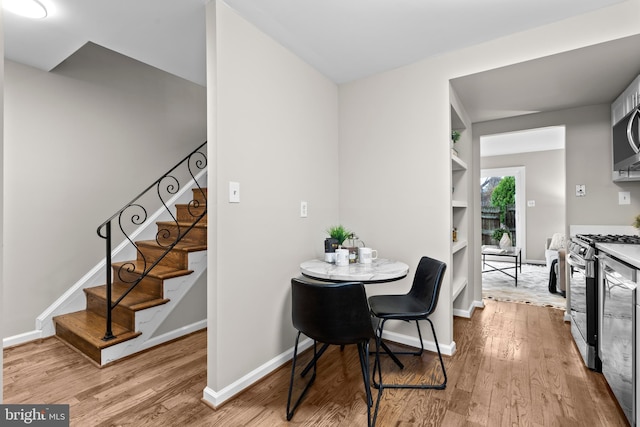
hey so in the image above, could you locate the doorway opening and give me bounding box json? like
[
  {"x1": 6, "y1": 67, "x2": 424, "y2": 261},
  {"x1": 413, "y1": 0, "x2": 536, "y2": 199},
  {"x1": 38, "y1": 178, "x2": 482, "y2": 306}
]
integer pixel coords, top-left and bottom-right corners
[
  {"x1": 480, "y1": 167, "x2": 525, "y2": 258},
  {"x1": 479, "y1": 126, "x2": 566, "y2": 309}
]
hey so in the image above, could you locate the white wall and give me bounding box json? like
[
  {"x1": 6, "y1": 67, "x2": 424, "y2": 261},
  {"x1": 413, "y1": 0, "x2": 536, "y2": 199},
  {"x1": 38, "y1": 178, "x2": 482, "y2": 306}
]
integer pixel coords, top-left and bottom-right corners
[
  {"x1": 481, "y1": 148, "x2": 565, "y2": 262},
  {"x1": 152, "y1": 273, "x2": 206, "y2": 336},
  {"x1": 340, "y1": 1, "x2": 640, "y2": 350},
  {"x1": 207, "y1": 1, "x2": 340, "y2": 394},
  {"x1": 475, "y1": 105, "x2": 640, "y2": 236},
  {"x1": 339, "y1": 69, "x2": 453, "y2": 342},
  {"x1": 200, "y1": 0, "x2": 640, "y2": 408},
  {"x1": 3, "y1": 44, "x2": 206, "y2": 338}
]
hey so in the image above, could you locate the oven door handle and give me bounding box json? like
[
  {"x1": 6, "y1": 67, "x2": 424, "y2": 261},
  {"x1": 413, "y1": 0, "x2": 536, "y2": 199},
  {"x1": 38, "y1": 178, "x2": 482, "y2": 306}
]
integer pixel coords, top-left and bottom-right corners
[{"x1": 567, "y1": 253, "x2": 587, "y2": 270}]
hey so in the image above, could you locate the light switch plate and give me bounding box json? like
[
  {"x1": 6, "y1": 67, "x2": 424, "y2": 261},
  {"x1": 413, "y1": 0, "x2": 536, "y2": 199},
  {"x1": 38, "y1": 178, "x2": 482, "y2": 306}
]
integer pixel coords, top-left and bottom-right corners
[
  {"x1": 619, "y1": 191, "x2": 631, "y2": 205},
  {"x1": 229, "y1": 181, "x2": 240, "y2": 203},
  {"x1": 576, "y1": 185, "x2": 586, "y2": 197},
  {"x1": 300, "y1": 201, "x2": 308, "y2": 217},
  {"x1": 527, "y1": 200, "x2": 535, "y2": 207}
]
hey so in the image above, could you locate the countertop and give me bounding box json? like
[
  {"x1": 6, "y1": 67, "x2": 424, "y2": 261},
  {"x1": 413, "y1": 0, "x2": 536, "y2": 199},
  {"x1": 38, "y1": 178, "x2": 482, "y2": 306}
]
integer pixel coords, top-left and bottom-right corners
[{"x1": 596, "y1": 243, "x2": 640, "y2": 269}]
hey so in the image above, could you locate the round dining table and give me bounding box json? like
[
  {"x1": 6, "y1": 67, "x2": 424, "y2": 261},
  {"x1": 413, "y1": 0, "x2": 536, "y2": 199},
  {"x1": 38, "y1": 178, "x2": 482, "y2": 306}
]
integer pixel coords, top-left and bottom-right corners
[
  {"x1": 297, "y1": 257, "x2": 410, "y2": 373},
  {"x1": 299, "y1": 258, "x2": 409, "y2": 283}
]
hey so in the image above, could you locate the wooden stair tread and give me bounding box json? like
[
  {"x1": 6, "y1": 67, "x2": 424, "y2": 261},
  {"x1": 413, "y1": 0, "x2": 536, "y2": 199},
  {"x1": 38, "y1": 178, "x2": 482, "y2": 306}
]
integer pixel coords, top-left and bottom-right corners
[
  {"x1": 111, "y1": 260, "x2": 193, "y2": 280},
  {"x1": 136, "y1": 239, "x2": 207, "y2": 252},
  {"x1": 54, "y1": 311, "x2": 141, "y2": 350},
  {"x1": 85, "y1": 284, "x2": 169, "y2": 311},
  {"x1": 156, "y1": 220, "x2": 206, "y2": 228}
]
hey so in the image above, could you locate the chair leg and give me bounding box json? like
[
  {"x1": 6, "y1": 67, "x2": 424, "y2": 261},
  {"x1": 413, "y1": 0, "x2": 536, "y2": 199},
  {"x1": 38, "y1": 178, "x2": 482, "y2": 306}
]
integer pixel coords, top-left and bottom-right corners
[
  {"x1": 357, "y1": 343, "x2": 373, "y2": 407},
  {"x1": 357, "y1": 340, "x2": 382, "y2": 427},
  {"x1": 372, "y1": 318, "x2": 447, "y2": 390},
  {"x1": 286, "y1": 333, "x2": 317, "y2": 421},
  {"x1": 426, "y1": 318, "x2": 447, "y2": 390}
]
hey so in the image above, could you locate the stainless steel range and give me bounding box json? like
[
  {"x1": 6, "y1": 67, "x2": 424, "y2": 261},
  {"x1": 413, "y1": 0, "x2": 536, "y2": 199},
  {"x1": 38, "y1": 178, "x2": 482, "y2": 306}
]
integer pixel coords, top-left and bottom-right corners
[
  {"x1": 568, "y1": 233, "x2": 640, "y2": 371},
  {"x1": 568, "y1": 234, "x2": 600, "y2": 371}
]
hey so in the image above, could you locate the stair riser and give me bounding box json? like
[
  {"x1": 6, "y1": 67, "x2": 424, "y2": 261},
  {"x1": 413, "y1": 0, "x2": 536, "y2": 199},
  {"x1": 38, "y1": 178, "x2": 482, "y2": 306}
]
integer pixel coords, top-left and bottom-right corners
[
  {"x1": 192, "y1": 188, "x2": 207, "y2": 205},
  {"x1": 176, "y1": 204, "x2": 207, "y2": 224},
  {"x1": 137, "y1": 245, "x2": 189, "y2": 270},
  {"x1": 86, "y1": 293, "x2": 135, "y2": 330},
  {"x1": 156, "y1": 224, "x2": 207, "y2": 246},
  {"x1": 112, "y1": 273, "x2": 164, "y2": 298},
  {"x1": 54, "y1": 321, "x2": 102, "y2": 364}
]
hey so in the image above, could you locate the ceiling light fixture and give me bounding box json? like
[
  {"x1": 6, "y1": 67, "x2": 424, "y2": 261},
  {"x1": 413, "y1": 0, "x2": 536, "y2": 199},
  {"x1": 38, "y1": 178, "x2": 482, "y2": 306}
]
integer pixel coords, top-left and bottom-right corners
[{"x1": 4, "y1": 0, "x2": 48, "y2": 19}]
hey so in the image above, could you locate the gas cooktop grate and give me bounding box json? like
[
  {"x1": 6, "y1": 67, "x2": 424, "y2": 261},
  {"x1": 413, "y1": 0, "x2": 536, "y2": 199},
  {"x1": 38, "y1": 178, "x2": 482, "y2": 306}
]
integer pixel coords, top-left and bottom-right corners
[{"x1": 575, "y1": 234, "x2": 640, "y2": 244}]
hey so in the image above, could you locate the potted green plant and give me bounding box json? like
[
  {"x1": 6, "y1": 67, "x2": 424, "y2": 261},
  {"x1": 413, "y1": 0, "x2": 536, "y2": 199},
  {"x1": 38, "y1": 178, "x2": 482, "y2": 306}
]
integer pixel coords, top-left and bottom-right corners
[
  {"x1": 451, "y1": 130, "x2": 461, "y2": 156},
  {"x1": 326, "y1": 225, "x2": 362, "y2": 263},
  {"x1": 451, "y1": 130, "x2": 461, "y2": 144},
  {"x1": 327, "y1": 225, "x2": 351, "y2": 245},
  {"x1": 325, "y1": 225, "x2": 351, "y2": 254}
]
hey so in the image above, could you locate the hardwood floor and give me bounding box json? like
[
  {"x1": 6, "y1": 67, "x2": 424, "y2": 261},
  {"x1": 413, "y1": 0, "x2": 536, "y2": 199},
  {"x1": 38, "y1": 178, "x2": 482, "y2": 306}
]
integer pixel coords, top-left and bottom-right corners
[{"x1": 3, "y1": 300, "x2": 629, "y2": 426}]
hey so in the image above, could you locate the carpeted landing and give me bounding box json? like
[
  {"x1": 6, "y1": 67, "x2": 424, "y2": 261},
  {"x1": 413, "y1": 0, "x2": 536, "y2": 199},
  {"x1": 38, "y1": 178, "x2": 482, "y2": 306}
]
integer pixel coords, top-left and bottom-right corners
[{"x1": 482, "y1": 261, "x2": 567, "y2": 310}]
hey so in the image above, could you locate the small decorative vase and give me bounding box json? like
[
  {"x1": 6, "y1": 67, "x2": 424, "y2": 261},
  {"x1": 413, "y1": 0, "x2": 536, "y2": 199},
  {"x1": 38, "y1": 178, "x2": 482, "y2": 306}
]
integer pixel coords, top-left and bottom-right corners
[{"x1": 499, "y1": 232, "x2": 511, "y2": 249}]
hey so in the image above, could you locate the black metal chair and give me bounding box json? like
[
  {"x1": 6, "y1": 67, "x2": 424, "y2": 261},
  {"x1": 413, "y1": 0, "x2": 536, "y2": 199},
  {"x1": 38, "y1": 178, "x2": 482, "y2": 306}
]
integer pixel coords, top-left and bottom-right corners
[
  {"x1": 286, "y1": 277, "x2": 383, "y2": 427},
  {"x1": 368, "y1": 256, "x2": 447, "y2": 390}
]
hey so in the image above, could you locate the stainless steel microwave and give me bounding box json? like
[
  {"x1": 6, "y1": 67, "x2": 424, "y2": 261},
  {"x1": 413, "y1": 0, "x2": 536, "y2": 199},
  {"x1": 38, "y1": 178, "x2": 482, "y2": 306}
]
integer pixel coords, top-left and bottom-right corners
[{"x1": 612, "y1": 106, "x2": 640, "y2": 181}]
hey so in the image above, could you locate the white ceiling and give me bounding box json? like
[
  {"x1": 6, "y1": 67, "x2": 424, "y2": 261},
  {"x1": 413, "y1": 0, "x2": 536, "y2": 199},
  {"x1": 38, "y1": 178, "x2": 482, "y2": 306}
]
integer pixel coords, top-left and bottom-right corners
[
  {"x1": 480, "y1": 126, "x2": 565, "y2": 157},
  {"x1": 451, "y1": 34, "x2": 640, "y2": 123},
  {"x1": 4, "y1": 0, "x2": 209, "y2": 86},
  {"x1": 224, "y1": 0, "x2": 627, "y2": 84},
  {"x1": 3, "y1": 0, "x2": 637, "y2": 123}
]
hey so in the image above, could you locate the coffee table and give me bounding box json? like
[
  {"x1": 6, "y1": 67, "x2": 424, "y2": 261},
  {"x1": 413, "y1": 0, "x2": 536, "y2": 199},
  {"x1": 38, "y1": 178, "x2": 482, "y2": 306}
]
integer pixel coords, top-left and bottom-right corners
[{"x1": 481, "y1": 245, "x2": 522, "y2": 286}]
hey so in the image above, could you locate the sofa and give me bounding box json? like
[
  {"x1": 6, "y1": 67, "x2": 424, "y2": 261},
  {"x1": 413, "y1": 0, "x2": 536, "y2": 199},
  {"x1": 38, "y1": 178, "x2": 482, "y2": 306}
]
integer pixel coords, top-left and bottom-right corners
[{"x1": 545, "y1": 235, "x2": 566, "y2": 296}]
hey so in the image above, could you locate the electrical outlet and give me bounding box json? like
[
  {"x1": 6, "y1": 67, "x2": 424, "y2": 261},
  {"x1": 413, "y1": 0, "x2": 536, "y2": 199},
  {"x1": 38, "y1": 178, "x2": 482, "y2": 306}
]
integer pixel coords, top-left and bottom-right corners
[
  {"x1": 300, "y1": 201, "x2": 308, "y2": 217},
  {"x1": 619, "y1": 191, "x2": 631, "y2": 205}
]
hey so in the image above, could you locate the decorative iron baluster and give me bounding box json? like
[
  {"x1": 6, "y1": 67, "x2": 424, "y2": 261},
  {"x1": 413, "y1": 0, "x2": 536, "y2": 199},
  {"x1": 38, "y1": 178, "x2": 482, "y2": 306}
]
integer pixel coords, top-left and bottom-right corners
[{"x1": 97, "y1": 142, "x2": 207, "y2": 341}]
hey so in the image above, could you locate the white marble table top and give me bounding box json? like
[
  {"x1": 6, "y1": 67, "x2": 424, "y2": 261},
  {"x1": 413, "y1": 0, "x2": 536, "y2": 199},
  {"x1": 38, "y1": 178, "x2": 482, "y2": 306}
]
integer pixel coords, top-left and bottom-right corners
[{"x1": 300, "y1": 258, "x2": 409, "y2": 283}]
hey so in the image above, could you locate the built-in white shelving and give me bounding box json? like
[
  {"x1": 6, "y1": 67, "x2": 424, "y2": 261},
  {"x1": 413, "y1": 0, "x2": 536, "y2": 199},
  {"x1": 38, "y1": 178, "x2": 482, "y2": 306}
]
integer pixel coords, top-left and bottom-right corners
[
  {"x1": 452, "y1": 154, "x2": 467, "y2": 171},
  {"x1": 452, "y1": 276, "x2": 468, "y2": 301},
  {"x1": 452, "y1": 239, "x2": 467, "y2": 254},
  {"x1": 450, "y1": 100, "x2": 470, "y2": 315}
]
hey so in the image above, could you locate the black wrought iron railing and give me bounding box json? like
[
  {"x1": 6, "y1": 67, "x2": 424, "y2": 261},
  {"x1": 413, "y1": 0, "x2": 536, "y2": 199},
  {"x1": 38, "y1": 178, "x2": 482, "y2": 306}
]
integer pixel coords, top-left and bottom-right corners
[{"x1": 97, "y1": 141, "x2": 207, "y2": 341}]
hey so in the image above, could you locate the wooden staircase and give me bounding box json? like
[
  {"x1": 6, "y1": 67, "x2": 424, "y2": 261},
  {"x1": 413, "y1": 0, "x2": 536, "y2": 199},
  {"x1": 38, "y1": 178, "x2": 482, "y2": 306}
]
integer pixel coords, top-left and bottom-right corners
[{"x1": 54, "y1": 188, "x2": 207, "y2": 366}]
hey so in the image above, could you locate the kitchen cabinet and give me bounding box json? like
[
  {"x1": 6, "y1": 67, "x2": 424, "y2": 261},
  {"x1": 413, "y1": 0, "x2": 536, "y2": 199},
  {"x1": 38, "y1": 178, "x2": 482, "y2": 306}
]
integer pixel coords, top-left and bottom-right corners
[{"x1": 612, "y1": 74, "x2": 640, "y2": 125}]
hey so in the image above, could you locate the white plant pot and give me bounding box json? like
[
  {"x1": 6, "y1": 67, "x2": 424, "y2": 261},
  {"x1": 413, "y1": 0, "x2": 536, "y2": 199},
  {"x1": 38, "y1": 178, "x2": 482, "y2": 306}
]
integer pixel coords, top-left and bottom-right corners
[{"x1": 499, "y1": 233, "x2": 512, "y2": 249}]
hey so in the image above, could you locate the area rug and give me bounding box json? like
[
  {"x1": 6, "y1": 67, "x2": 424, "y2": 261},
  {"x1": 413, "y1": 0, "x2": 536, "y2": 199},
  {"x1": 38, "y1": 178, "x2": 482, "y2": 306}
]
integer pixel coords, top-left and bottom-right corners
[{"x1": 482, "y1": 261, "x2": 567, "y2": 310}]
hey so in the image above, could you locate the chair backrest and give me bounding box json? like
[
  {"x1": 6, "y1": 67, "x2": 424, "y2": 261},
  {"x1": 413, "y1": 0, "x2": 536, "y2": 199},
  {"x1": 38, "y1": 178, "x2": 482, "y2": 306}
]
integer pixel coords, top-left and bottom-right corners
[
  {"x1": 291, "y1": 277, "x2": 375, "y2": 345},
  {"x1": 407, "y1": 256, "x2": 447, "y2": 315}
]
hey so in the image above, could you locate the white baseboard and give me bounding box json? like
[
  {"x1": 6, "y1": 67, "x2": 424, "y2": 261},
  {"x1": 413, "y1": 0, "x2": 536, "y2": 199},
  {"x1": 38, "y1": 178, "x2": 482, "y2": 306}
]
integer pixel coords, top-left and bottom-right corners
[
  {"x1": 453, "y1": 299, "x2": 484, "y2": 318},
  {"x1": 2, "y1": 320, "x2": 207, "y2": 351},
  {"x1": 201, "y1": 325, "x2": 459, "y2": 408},
  {"x1": 3, "y1": 330, "x2": 43, "y2": 348},
  {"x1": 203, "y1": 337, "x2": 313, "y2": 408},
  {"x1": 380, "y1": 328, "x2": 456, "y2": 356},
  {"x1": 142, "y1": 320, "x2": 207, "y2": 351}
]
